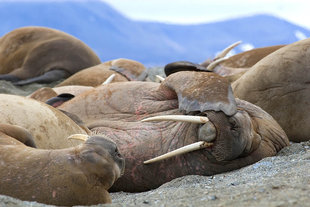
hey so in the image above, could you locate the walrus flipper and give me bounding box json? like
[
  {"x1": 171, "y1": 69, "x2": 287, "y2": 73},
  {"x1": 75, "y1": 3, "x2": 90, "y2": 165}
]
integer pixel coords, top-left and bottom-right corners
[
  {"x1": 0, "y1": 124, "x2": 37, "y2": 148},
  {"x1": 0, "y1": 74, "x2": 21, "y2": 82},
  {"x1": 13, "y1": 69, "x2": 70, "y2": 86},
  {"x1": 164, "y1": 61, "x2": 209, "y2": 77}
]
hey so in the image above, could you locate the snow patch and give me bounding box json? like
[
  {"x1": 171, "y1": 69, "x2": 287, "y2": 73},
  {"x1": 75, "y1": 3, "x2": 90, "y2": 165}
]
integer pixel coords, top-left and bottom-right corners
[
  {"x1": 240, "y1": 43, "x2": 255, "y2": 52},
  {"x1": 294, "y1": 30, "x2": 307, "y2": 40}
]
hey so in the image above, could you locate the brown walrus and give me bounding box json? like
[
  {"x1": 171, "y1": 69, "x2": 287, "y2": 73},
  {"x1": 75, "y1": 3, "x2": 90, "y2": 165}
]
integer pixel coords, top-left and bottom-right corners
[
  {"x1": 232, "y1": 38, "x2": 310, "y2": 142},
  {"x1": 0, "y1": 94, "x2": 89, "y2": 149},
  {"x1": 28, "y1": 85, "x2": 94, "y2": 103},
  {"x1": 58, "y1": 71, "x2": 289, "y2": 192},
  {"x1": 0, "y1": 26, "x2": 101, "y2": 85},
  {"x1": 56, "y1": 58, "x2": 147, "y2": 87},
  {"x1": 0, "y1": 123, "x2": 125, "y2": 206},
  {"x1": 165, "y1": 43, "x2": 285, "y2": 82}
]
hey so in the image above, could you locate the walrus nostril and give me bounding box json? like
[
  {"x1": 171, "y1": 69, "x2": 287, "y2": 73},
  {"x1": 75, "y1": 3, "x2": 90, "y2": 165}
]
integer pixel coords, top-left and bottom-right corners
[{"x1": 198, "y1": 121, "x2": 217, "y2": 142}]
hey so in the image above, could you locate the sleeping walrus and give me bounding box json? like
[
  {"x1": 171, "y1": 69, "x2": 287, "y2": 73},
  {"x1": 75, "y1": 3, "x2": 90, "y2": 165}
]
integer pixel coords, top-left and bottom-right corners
[
  {"x1": 0, "y1": 26, "x2": 101, "y2": 85},
  {"x1": 0, "y1": 94, "x2": 89, "y2": 149},
  {"x1": 56, "y1": 58, "x2": 147, "y2": 87},
  {"x1": 58, "y1": 71, "x2": 290, "y2": 192},
  {"x1": 0, "y1": 123, "x2": 125, "y2": 206},
  {"x1": 232, "y1": 38, "x2": 310, "y2": 142}
]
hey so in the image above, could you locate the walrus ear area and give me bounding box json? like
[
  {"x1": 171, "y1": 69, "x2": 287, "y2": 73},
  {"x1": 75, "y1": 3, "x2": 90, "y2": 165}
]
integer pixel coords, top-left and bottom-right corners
[
  {"x1": 0, "y1": 124, "x2": 37, "y2": 148},
  {"x1": 160, "y1": 71, "x2": 237, "y2": 116},
  {"x1": 164, "y1": 61, "x2": 209, "y2": 77}
]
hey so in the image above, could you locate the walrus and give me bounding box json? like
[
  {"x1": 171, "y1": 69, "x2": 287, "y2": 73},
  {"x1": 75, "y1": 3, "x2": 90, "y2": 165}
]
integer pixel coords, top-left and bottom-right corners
[
  {"x1": 56, "y1": 58, "x2": 147, "y2": 87},
  {"x1": 28, "y1": 85, "x2": 94, "y2": 103},
  {"x1": 0, "y1": 123, "x2": 125, "y2": 206},
  {"x1": 165, "y1": 43, "x2": 284, "y2": 82},
  {"x1": 58, "y1": 71, "x2": 289, "y2": 192},
  {"x1": 0, "y1": 94, "x2": 89, "y2": 149},
  {"x1": 232, "y1": 38, "x2": 310, "y2": 142},
  {"x1": 0, "y1": 26, "x2": 101, "y2": 85}
]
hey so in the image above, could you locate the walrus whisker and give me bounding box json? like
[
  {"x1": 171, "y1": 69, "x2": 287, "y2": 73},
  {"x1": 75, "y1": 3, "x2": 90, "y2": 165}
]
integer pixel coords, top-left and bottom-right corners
[
  {"x1": 141, "y1": 115, "x2": 209, "y2": 124},
  {"x1": 144, "y1": 141, "x2": 213, "y2": 164},
  {"x1": 214, "y1": 40, "x2": 242, "y2": 60},
  {"x1": 67, "y1": 134, "x2": 89, "y2": 142},
  {"x1": 206, "y1": 57, "x2": 229, "y2": 71},
  {"x1": 102, "y1": 74, "x2": 116, "y2": 85},
  {"x1": 155, "y1": 75, "x2": 165, "y2": 82}
]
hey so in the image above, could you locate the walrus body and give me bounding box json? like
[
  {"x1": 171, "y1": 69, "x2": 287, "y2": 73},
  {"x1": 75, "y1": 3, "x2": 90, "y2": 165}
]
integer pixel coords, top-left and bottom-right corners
[
  {"x1": 232, "y1": 38, "x2": 310, "y2": 142},
  {"x1": 28, "y1": 85, "x2": 94, "y2": 103},
  {"x1": 0, "y1": 26, "x2": 101, "y2": 85},
  {"x1": 0, "y1": 124, "x2": 125, "y2": 206},
  {"x1": 166, "y1": 45, "x2": 285, "y2": 82},
  {"x1": 56, "y1": 58, "x2": 147, "y2": 87},
  {"x1": 59, "y1": 71, "x2": 289, "y2": 192},
  {"x1": 0, "y1": 94, "x2": 88, "y2": 149}
]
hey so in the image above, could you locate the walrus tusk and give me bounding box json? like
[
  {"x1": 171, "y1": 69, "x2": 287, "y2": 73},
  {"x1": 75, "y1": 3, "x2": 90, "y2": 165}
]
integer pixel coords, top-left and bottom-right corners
[
  {"x1": 141, "y1": 115, "x2": 209, "y2": 124},
  {"x1": 102, "y1": 74, "x2": 116, "y2": 85},
  {"x1": 155, "y1": 75, "x2": 165, "y2": 82},
  {"x1": 144, "y1": 141, "x2": 213, "y2": 164},
  {"x1": 206, "y1": 57, "x2": 228, "y2": 71},
  {"x1": 67, "y1": 134, "x2": 89, "y2": 142},
  {"x1": 214, "y1": 40, "x2": 242, "y2": 60}
]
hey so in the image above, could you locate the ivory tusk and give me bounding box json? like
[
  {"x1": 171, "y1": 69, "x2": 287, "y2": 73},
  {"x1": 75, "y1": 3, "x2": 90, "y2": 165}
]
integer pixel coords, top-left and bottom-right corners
[
  {"x1": 141, "y1": 115, "x2": 209, "y2": 124},
  {"x1": 102, "y1": 74, "x2": 116, "y2": 85},
  {"x1": 155, "y1": 75, "x2": 165, "y2": 82},
  {"x1": 206, "y1": 57, "x2": 228, "y2": 71},
  {"x1": 144, "y1": 141, "x2": 213, "y2": 164},
  {"x1": 214, "y1": 40, "x2": 242, "y2": 60},
  {"x1": 67, "y1": 134, "x2": 89, "y2": 142}
]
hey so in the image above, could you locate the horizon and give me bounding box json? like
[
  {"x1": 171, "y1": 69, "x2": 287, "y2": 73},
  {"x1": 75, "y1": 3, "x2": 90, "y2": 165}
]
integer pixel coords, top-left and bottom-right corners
[
  {"x1": 0, "y1": 0, "x2": 309, "y2": 30},
  {"x1": 102, "y1": 0, "x2": 310, "y2": 30}
]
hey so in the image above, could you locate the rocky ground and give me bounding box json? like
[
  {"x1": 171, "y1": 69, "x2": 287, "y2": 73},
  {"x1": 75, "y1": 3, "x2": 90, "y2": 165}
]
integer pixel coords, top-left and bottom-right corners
[{"x1": 1, "y1": 141, "x2": 309, "y2": 207}]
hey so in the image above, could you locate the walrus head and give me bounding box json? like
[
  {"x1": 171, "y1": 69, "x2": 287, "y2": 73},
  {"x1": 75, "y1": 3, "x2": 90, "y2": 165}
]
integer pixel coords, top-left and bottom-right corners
[
  {"x1": 69, "y1": 134, "x2": 125, "y2": 188},
  {"x1": 0, "y1": 124, "x2": 125, "y2": 206}
]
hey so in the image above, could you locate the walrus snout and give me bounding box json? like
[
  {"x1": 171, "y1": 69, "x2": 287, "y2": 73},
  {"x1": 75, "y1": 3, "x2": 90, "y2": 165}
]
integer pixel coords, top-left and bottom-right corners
[
  {"x1": 198, "y1": 121, "x2": 217, "y2": 142},
  {"x1": 79, "y1": 136, "x2": 125, "y2": 184},
  {"x1": 86, "y1": 136, "x2": 125, "y2": 173},
  {"x1": 205, "y1": 108, "x2": 261, "y2": 162}
]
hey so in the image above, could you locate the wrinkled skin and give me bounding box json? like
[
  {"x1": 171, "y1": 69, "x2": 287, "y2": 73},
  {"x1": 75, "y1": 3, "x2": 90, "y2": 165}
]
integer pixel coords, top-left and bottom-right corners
[
  {"x1": 0, "y1": 124, "x2": 125, "y2": 206},
  {"x1": 0, "y1": 26, "x2": 101, "y2": 85},
  {"x1": 56, "y1": 58, "x2": 147, "y2": 87},
  {"x1": 0, "y1": 94, "x2": 88, "y2": 149},
  {"x1": 59, "y1": 71, "x2": 289, "y2": 192},
  {"x1": 232, "y1": 38, "x2": 310, "y2": 142}
]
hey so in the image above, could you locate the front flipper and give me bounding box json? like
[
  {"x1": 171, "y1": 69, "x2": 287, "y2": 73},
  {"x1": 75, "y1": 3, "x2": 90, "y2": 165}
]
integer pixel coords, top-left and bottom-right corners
[
  {"x1": 13, "y1": 69, "x2": 70, "y2": 86},
  {"x1": 164, "y1": 61, "x2": 209, "y2": 77},
  {"x1": 160, "y1": 71, "x2": 237, "y2": 116},
  {"x1": 0, "y1": 124, "x2": 37, "y2": 148},
  {"x1": 46, "y1": 93, "x2": 75, "y2": 107},
  {"x1": 0, "y1": 74, "x2": 21, "y2": 82}
]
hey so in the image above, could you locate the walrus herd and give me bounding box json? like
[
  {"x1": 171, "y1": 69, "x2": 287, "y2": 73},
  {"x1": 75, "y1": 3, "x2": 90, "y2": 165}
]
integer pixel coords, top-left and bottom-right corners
[{"x1": 0, "y1": 26, "x2": 309, "y2": 206}]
